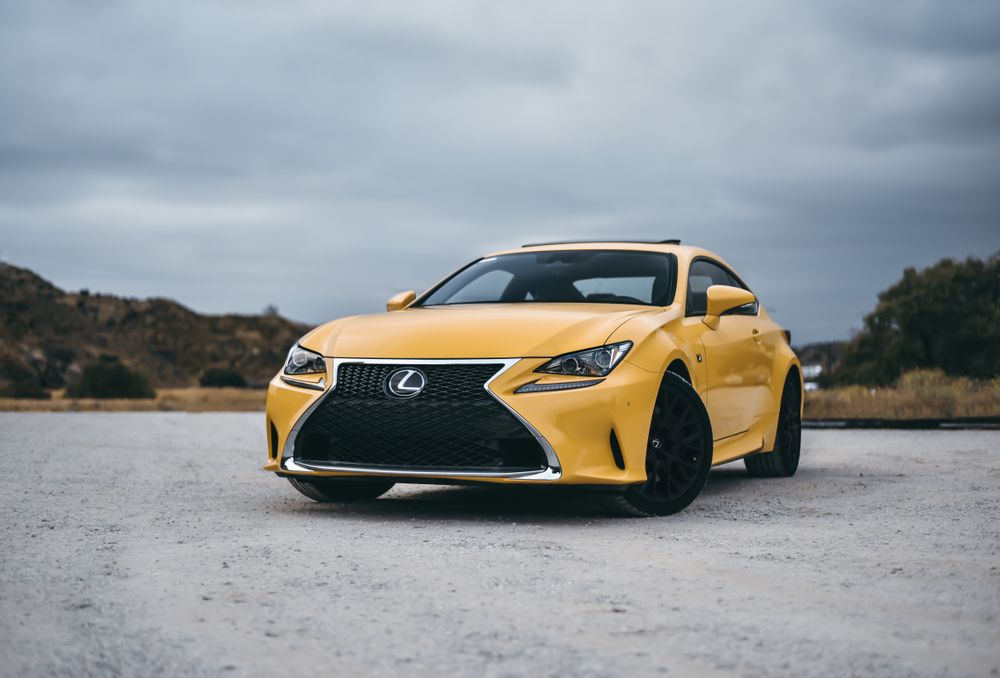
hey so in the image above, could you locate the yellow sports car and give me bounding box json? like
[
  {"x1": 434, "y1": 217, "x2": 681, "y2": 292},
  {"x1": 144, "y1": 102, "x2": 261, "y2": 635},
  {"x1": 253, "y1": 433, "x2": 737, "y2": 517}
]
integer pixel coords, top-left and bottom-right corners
[{"x1": 264, "y1": 240, "x2": 802, "y2": 515}]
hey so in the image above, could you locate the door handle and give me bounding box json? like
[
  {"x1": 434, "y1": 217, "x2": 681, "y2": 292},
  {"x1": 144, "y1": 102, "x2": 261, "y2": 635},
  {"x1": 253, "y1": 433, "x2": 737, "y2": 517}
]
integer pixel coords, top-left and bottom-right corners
[{"x1": 752, "y1": 328, "x2": 762, "y2": 344}]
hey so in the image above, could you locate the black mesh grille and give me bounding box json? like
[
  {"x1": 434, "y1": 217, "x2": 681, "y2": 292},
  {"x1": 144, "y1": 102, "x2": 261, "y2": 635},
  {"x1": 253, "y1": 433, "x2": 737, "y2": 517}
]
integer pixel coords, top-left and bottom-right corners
[{"x1": 294, "y1": 363, "x2": 548, "y2": 471}]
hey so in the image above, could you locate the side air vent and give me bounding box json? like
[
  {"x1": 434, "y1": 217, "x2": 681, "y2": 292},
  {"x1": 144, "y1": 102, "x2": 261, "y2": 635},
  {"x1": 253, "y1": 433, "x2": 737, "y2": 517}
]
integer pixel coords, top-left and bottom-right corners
[
  {"x1": 610, "y1": 429, "x2": 626, "y2": 470},
  {"x1": 269, "y1": 421, "x2": 279, "y2": 460}
]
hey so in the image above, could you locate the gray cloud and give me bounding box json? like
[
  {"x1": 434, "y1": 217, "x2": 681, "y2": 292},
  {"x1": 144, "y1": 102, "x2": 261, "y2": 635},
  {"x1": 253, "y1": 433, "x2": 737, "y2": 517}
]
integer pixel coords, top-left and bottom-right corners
[{"x1": 1, "y1": 0, "x2": 998, "y2": 343}]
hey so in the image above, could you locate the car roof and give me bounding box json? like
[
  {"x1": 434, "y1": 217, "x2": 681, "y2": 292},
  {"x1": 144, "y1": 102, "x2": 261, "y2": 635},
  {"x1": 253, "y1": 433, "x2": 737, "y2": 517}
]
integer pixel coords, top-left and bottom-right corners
[{"x1": 485, "y1": 240, "x2": 717, "y2": 262}]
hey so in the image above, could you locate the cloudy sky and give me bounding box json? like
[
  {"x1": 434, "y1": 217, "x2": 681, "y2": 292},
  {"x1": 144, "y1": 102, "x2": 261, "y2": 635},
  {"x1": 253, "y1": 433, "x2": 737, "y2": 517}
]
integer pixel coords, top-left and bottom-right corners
[{"x1": 1, "y1": 0, "x2": 997, "y2": 343}]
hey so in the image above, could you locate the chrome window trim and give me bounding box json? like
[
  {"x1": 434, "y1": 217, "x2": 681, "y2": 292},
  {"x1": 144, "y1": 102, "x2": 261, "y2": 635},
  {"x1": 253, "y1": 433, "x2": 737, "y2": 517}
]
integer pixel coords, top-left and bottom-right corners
[
  {"x1": 685, "y1": 256, "x2": 760, "y2": 318},
  {"x1": 279, "y1": 358, "x2": 562, "y2": 481}
]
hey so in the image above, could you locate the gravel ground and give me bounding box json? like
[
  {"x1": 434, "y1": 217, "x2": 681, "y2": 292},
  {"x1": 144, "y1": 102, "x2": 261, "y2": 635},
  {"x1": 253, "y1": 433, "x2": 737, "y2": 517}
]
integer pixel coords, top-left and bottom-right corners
[{"x1": 0, "y1": 413, "x2": 998, "y2": 678}]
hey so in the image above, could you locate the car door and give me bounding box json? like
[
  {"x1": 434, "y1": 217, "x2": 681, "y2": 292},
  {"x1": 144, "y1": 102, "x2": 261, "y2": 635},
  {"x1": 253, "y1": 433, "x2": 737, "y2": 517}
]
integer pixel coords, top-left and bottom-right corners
[{"x1": 686, "y1": 259, "x2": 767, "y2": 440}]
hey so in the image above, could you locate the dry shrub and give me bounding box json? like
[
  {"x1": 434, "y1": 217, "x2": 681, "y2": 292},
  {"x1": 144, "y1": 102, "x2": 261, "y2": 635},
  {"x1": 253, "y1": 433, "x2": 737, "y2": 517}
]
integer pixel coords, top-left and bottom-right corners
[
  {"x1": 805, "y1": 369, "x2": 1000, "y2": 419},
  {"x1": 0, "y1": 388, "x2": 265, "y2": 412}
]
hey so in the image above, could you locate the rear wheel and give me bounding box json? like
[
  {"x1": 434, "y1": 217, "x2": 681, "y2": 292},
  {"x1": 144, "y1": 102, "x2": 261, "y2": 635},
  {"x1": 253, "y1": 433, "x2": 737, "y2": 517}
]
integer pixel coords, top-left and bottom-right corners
[
  {"x1": 603, "y1": 372, "x2": 713, "y2": 517},
  {"x1": 744, "y1": 374, "x2": 801, "y2": 477},
  {"x1": 287, "y1": 476, "x2": 395, "y2": 503}
]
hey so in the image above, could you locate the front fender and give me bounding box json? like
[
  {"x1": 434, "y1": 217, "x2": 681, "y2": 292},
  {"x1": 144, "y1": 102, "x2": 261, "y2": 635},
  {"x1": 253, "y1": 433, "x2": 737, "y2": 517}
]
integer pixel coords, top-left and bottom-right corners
[{"x1": 606, "y1": 305, "x2": 704, "y2": 394}]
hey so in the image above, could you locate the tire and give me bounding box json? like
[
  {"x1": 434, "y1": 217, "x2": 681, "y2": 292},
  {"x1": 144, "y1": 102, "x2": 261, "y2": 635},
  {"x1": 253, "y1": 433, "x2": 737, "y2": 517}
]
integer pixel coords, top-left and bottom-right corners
[
  {"x1": 744, "y1": 374, "x2": 802, "y2": 478},
  {"x1": 287, "y1": 476, "x2": 395, "y2": 503},
  {"x1": 603, "y1": 372, "x2": 714, "y2": 517}
]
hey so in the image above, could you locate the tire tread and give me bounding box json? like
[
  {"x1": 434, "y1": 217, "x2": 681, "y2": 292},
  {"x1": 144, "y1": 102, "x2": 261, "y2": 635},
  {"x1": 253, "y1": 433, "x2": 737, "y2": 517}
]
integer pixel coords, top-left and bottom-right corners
[
  {"x1": 601, "y1": 372, "x2": 713, "y2": 517},
  {"x1": 744, "y1": 374, "x2": 801, "y2": 478}
]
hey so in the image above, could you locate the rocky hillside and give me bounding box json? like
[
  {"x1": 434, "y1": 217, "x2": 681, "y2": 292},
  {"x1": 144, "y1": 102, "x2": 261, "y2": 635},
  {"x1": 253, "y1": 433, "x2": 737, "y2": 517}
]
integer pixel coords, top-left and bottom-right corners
[{"x1": 0, "y1": 262, "x2": 310, "y2": 392}]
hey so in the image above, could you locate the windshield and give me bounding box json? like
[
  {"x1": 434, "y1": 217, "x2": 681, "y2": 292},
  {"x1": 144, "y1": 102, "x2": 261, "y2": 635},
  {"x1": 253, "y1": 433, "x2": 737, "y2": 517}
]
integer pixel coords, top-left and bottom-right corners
[{"x1": 417, "y1": 250, "x2": 677, "y2": 307}]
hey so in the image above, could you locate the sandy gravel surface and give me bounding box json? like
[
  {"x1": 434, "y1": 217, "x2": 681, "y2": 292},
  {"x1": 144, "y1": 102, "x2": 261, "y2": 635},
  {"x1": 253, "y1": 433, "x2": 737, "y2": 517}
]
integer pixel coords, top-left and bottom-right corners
[{"x1": 0, "y1": 413, "x2": 997, "y2": 678}]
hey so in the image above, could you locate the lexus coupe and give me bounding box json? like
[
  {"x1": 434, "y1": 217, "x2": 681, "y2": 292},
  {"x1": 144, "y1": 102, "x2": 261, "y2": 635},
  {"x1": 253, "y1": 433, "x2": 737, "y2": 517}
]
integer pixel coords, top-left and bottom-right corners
[{"x1": 264, "y1": 240, "x2": 802, "y2": 515}]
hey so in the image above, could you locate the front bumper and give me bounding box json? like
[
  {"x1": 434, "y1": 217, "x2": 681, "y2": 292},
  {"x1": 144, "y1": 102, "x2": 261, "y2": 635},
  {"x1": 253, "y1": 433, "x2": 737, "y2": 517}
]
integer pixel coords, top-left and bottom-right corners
[{"x1": 263, "y1": 357, "x2": 660, "y2": 485}]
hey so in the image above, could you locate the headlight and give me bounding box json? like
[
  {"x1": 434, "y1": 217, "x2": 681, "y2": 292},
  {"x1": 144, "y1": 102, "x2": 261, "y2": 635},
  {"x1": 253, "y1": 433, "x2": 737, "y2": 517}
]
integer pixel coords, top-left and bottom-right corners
[
  {"x1": 536, "y1": 341, "x2": 632, "y2": 377},
  {"x1": 284, "y1": 344, "x2": 326, "y2": 375}
]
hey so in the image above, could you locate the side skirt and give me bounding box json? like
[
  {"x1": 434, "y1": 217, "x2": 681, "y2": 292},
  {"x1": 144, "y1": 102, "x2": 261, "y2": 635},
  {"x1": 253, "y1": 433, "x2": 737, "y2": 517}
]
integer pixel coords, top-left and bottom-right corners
[{"x1": 710, "y1": 413, "x2": 778, "y2": 466}]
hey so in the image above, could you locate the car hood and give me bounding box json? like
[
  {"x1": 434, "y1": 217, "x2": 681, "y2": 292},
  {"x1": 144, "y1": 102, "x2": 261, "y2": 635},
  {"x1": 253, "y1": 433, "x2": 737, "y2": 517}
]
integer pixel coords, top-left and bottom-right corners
[{"x1": 299, "y1": 304, "x2": 658, "y2": 359}]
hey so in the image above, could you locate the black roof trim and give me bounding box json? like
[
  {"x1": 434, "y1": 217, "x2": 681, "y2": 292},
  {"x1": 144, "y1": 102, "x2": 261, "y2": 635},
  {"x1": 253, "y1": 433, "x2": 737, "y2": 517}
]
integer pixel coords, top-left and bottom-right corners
[{"x1": 521, "y1": 239, "x2": 681, "y2": 248}]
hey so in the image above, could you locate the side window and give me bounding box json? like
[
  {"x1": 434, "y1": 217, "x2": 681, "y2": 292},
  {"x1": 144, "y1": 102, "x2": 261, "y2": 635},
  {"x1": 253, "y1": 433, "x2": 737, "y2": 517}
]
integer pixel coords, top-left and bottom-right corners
[{"x1": 686, "y1": 260, "x2": 733, "y2": 316}]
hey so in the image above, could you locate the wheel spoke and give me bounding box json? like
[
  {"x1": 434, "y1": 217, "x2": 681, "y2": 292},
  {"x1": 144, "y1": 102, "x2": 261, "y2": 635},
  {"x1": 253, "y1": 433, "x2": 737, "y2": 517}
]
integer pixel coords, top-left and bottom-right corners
[
  {"x1": 670, "y1": 455, "x2": 701, "y2": 471},
  {"x1": 639, "y1": 386, "x2": 708, "y2": 503}
]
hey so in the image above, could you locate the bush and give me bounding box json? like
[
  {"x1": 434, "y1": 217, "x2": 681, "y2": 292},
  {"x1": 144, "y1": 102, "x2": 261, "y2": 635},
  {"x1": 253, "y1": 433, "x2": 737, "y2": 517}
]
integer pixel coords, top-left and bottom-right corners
[
  {"x1": 199, "y1": 367, "x2": 248, "y2": 388},
  {"x1": 0, "y1": 357, "x2": 49, "y2": 399},
  {"x1": 836, "y1": 252, "x2": 1000, "y2": 385},
  {"x1": 66, "y1": 357, "x2": 156, "y2": 399},
  {"x1": 895, "y1": 368, "x2": 954, "y2": 391}
]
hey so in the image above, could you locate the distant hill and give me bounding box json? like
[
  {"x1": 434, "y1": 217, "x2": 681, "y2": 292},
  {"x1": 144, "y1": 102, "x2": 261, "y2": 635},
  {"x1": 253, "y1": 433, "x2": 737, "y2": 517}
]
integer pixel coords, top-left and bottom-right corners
[{"x1": 0, "y1": 262, "x2": 310, "y2": 392}]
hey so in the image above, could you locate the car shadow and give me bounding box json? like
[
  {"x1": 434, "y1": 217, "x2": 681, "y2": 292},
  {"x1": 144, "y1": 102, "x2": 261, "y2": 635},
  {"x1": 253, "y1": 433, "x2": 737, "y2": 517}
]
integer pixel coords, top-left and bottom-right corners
[
  {"x1": 268, "y1": 465, "x2": 792, "y2": 523},
  {"x1": 700, "y1": 466, "x2": 755, "y2": 497},
  {"x1": 286, "y1": 484, "x2": 613, "y2": 524}
]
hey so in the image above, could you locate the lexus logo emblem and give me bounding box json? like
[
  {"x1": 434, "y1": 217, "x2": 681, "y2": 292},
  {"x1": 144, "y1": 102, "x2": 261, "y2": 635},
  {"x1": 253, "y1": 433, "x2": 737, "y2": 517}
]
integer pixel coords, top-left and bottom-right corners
[{"x1": 384, "y1": 368, "x2": 428, "y2": 399}]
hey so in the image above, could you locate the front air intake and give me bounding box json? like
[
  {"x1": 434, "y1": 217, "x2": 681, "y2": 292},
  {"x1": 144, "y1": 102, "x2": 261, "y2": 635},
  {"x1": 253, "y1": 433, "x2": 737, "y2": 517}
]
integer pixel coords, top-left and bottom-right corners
[{"x1": 293, "y1": 363, "x2": 548, "y2": 472}]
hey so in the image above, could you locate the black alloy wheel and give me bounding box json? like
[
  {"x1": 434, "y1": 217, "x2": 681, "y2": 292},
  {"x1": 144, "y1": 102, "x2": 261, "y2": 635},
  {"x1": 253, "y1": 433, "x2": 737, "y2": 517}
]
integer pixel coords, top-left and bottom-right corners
[
  {"x1": 744, "y1": 374, "x2": 802, "y2": 477},
  {"x1": 604, "y1": 372, "x2": 714, "y2": 516}
]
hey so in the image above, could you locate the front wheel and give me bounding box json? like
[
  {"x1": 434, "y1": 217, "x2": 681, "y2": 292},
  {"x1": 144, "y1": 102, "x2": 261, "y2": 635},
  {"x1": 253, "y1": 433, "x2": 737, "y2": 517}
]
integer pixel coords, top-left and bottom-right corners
[
  {"x1": 603, "y1": 372, "x2": 714, "y2": 517},
  {"x1": 287, "y1": 476, "x2": 395, "y2": 503}
]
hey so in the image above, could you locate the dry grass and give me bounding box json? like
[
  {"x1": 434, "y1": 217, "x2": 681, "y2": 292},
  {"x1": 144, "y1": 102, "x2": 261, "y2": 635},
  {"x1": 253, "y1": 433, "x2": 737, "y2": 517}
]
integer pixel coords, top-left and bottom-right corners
[
  {"x1": 805, "y1": 370, "x2": 1000, "y2": 420},
  {"x1": 0, "y1": 387, "x2": 265, "y2": 412},
  {"x1": 4, "y1": 370, "x2": 998, "y2": 420}
]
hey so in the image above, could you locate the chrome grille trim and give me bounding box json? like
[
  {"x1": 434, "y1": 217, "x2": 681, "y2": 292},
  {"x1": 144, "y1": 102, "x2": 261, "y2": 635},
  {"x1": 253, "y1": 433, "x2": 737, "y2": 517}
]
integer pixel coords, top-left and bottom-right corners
[{"x1": 279, "y1": 358, "x2": 561, "y2": 481}]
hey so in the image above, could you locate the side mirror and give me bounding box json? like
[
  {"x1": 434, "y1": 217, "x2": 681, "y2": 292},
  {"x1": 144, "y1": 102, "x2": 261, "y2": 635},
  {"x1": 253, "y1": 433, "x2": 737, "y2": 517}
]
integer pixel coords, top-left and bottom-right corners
[
  {"x1": 703, "y1": 285, "x2": 756, "y2": 329},
  {"x1": 386, "y1": 290, "x2": 416, "y2": 312}
]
